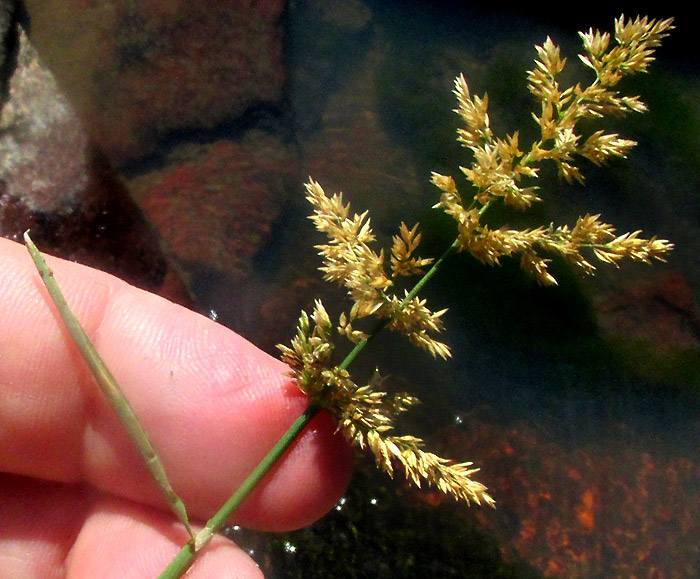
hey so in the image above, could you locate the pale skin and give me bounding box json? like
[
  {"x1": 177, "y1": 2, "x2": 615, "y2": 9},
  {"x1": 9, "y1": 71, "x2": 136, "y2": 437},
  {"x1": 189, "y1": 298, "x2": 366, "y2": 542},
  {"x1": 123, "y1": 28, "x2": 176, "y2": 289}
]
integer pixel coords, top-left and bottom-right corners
[{"x1": 0, "y1": 236, "x2": 354, "y2": 578}]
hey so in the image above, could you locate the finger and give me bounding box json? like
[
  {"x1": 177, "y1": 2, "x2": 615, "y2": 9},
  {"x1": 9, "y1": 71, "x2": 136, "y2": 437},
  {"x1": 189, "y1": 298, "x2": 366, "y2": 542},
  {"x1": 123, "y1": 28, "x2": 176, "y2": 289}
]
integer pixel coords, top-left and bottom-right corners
[
  {"x1": 0, "y1": 237, "x2": 353, "y2": 530},
  {"x1": 0, "y1": 473, "x2": 262, "y2": 579},
  {"x1": 68, "y1": 497, "x2": 263, "y2": 579},
  {"x1": 0, "y1": 473, "x2": 88, "y2": 578}
]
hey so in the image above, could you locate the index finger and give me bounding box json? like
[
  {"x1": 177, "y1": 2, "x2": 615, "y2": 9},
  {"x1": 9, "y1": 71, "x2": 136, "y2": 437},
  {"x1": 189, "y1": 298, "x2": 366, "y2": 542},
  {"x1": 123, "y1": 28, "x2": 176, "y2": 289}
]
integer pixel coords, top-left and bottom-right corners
[{"x1": 0, "y1": 236, "x2": 353, "y2": 531}]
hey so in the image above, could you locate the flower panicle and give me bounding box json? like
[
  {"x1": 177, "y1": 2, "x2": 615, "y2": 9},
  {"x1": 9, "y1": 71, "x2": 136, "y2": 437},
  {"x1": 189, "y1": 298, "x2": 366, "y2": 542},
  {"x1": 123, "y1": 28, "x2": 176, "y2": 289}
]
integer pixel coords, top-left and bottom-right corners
[
  {"x1": 279, "y1": 14, "x2": 674, "y2": 513},
  {"x1": 391, "y1": 222, "x2": 434, "y2": 278},
  {"x1": 359, "y1": 430, "x2": 495, "y2": 507},
  {"x1": 433, "y1": 14, "x2": 674, "y2": 285},
  {"x1": 579, "y1": 15, "x2": 675, "y2": 84}
]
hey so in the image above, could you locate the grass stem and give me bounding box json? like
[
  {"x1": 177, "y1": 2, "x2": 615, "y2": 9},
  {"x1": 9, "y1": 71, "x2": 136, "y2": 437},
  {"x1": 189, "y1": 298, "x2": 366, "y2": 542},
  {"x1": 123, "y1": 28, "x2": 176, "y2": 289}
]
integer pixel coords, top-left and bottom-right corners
[{"x1": 24, "y1": 231, "x2": 194, "y2": 539}]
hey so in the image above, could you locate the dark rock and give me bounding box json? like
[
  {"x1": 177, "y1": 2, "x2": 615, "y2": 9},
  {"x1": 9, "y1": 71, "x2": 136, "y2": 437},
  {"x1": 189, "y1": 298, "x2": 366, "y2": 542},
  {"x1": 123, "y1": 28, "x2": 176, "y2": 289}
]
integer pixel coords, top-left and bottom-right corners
[
  {"x1": 1, "y1": 0, "x2": 20, "y2": 106},
  {"x1": 596, "y1": 270, "x2": 700, "y2": 350},
  {"x1": 0, "y1": 27, "x2": 192, "y2": 305}
]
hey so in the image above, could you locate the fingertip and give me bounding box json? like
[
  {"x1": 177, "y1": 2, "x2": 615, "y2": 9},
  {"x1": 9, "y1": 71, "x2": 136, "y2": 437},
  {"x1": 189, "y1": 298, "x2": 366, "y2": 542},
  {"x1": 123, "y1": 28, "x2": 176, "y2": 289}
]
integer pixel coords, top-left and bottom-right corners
[
  {"x1": 235, "y1": 409, "x2": 354, "y2": 531},
  {"x1": 86, "y1": 284, "x2": 355, "y2": 528}
]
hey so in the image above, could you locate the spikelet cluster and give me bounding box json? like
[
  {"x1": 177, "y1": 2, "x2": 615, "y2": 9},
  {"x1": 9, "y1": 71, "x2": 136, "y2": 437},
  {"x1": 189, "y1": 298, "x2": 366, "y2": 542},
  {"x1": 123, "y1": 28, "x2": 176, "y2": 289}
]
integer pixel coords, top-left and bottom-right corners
[
  {"x1": 278, "y1": 300, "x2": 494, "y2": 506},
  {"x1": 305, "y1": 179, "x2": 450, "y2": 360},
  {"x1": 432, "y1": 15, "x2": 674, "y2": 285}
]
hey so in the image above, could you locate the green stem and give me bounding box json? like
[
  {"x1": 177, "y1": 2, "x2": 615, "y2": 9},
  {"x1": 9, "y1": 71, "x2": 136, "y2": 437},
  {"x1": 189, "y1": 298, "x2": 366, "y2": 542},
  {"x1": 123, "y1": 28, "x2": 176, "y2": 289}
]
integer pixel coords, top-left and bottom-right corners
[
  {"x1": 23, "y1": 232, "x2": 194, "y2": 539},
  {"x1": 339, "y1": 238, "x2": 459, "y2": 371},
  {"x1": 158, "y1": 404, "x2": 322, "y2": 579},
  {"x1": 402, "y1": 238, "x2": 459, "y2": 304}
]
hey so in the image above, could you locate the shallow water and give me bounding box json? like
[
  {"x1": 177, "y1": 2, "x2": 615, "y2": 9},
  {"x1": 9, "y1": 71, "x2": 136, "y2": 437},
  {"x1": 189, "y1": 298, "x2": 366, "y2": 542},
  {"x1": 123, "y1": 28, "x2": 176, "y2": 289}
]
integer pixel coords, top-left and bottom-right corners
[
  {"x1": 257, "y1": 4, "x2": 700, "y2": 576},
  {"x1": 8, "y1": 2, "x2": 700, "y2": 576}
]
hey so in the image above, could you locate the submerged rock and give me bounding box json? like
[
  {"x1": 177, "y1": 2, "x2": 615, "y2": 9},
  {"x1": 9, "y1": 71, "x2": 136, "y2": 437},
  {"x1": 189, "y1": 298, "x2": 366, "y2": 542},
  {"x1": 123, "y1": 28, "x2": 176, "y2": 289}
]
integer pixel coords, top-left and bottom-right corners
[
  {"x1": 22, "y1": 0, "x2": 288, "y2": 164},
  {"x1": 596, "y1": 270, "x2": 700, "y2": 350},
  {"x1": 0, "y1": 26, "x2": 191, "y2": 304},
  {"x1": 435, "y1": 410, "x2": 700, "y2": 577},
  {"x1": 130, "y1": 130, "x2": 299, "y2": 279}
]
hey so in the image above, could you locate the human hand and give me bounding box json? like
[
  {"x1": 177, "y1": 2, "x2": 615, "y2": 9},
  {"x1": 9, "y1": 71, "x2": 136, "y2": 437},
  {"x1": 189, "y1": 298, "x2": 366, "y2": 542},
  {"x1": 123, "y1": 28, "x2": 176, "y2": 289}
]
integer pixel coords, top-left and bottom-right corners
[{"x1": 0, "y1": 237, "x2": 353, "y2": 578}]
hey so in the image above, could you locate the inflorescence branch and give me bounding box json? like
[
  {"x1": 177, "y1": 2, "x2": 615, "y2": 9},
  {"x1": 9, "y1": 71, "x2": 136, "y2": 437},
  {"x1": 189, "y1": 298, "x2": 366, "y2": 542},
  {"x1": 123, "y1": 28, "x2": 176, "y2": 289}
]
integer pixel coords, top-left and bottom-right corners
[{"x1": 279, "y1": 15, "x2": 674, "y2": 508}]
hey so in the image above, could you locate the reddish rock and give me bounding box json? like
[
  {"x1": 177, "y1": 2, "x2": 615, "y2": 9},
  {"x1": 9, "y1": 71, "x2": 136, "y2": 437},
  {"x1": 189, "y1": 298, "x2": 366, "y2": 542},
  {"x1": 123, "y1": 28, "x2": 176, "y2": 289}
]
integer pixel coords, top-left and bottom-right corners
[
  {"x1": 132, "y1": 131, "x2": 299, "y2": 277},
  {"x1": 23, "y1": 0, "x2": 287, "y2": 164},
  {"x1": 596, "y1": 270, "x2": 700, "y2": 349},
  {"x1": 433, "y1": 412, "x2": 700, "y2": 577}
]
